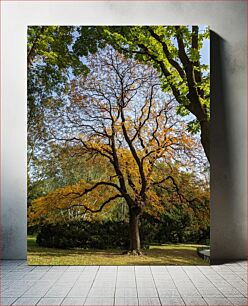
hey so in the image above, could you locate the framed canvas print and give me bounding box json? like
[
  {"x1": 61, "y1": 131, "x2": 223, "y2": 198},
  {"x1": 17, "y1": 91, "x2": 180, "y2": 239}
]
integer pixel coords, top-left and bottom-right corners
[{"x1": 27, "y1": 25, "x2": 210, "y2": 265}]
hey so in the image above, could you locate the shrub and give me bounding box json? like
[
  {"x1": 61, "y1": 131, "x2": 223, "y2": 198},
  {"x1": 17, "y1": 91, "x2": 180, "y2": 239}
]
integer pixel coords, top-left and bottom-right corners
[{"x1": 36, "y1": 221, "x2": 130, "y2": 249}]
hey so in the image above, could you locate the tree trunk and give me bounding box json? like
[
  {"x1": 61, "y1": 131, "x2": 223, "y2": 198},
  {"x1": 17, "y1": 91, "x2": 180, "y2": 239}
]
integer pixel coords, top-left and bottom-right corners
[
  {"x1": 200, "y1": 120, "x2": 210, "y2": 163},
  {"x1": 128, "y1": 208, "x2": 141, "y2": 255}
]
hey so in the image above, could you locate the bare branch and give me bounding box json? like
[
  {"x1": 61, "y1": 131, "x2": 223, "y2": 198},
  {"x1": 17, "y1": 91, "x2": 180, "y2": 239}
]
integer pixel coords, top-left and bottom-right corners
[
  {"x1": 62, "y1": 181, "x2": 122, "y2": 198},
  {"x1": 131, "y1": 83, "x2": 159, "y2": 142},
  {"x1": 153, "y1": 175, "x2": 199, "y2": 204},
  {"x1": 64, "y1": 194, "x2": 123, "y2": 213}
]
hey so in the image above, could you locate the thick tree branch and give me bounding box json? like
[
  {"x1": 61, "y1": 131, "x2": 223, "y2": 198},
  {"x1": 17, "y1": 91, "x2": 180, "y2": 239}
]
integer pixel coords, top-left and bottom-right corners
[
  {"x1": 62, "y1": 181, "x2": 122, "y2": 198},
  {"x1": 137, "y1": 43, "x2": 186, "y2": 108},
  {"x1": 65, "y1": 194, "x2": 123, "y2": 213},
  {"x1": 191, "y1": 26, "x2": 203, "y2": 94},
  {"x1": 147, "y1": 27, "x2": 185, "y2": 79},
  {"x1": 120, "y1": 108, "x2": 147, "y2": 198},
  {"x1": 174, "y1": 26, "x2": 206, "y2": 120},
  {"x1": 110, "y1": 116, "x2": 129, "y2": 197}
]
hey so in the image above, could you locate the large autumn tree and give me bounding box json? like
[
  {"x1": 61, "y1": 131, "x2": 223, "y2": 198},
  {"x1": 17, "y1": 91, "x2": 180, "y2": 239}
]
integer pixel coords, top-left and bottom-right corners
[
  {"x1": 27, "y1": 26, "x2": 210, "y2": 164},
  {"x1": 29, "y1": 48, "x2": 205, "y2": 254}
]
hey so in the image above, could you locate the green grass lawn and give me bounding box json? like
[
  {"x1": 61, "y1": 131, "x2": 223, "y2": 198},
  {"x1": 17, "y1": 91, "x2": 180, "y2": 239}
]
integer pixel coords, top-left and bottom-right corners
[{"x1": 27, "y1": 235, "x2": 209, "y2": 265}]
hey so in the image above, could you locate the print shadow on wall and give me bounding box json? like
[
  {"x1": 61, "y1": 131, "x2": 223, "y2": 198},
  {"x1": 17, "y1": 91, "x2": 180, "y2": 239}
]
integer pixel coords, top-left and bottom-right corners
[{"x1": 27, "y1": 26, "x2": 210, "y2": 265}]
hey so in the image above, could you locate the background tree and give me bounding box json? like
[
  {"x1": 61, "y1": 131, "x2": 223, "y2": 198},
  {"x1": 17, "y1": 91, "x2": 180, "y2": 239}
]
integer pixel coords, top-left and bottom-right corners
[
  {"x1": 27, "y1": 26, "x2": 88, "y2": 166},
  {"x1": 29, "y1": 48, "x2": 203, "y2": 254}
]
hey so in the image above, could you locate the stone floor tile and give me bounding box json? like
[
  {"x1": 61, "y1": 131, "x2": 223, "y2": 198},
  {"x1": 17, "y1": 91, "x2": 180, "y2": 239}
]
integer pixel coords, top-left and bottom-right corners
[
  {"x1": 197, "y1": 288, "x2": 224, "y2": 297},
  {"x1": 67, "y1": 285, "x2": 91, "y2": 297},
  {"x1": 12, "y1": 297, "x2": 41, "y2": 305},
  {"x1": 61, "y1": 297, "x2": 86, "y2": 305},
  {"x1": 217, "y1": 287, "x2": 244, "y2": 297},
  {"x1": 229, "y1": 280, "x2": 247, "y2": 288},
  {"x1": 92, "y1": 281, "x2": 116, "y2": 288},
  {"x1": 139, "y1": 297, "x2": 161, "y2": 305},
  {"x1": 160, "y1": 297, "x2": 185, "y2": 305},
  {"x1": 117, "y1": 266, "x2": 135, "y2": 273},
  {"x1": 83, "y1": 266, "x2": 99, "y2": 273},
  {"x1": 44, "y1": 285, "x2": 72, "y2": 297},
  {"x1": 88, "y1": 287, "x2": 115, "y2": 298},
  {"x1": 56, "y1": 280, "x2": 77, "y2": 287},
  {"x1": 204, "y1": 297, "x2": 233, "y2": 305},
  {"x1": 178, "y1": 289, "x2": 201, "y2": 297},
  {"x1": 73, "y1": 280, "x2": 94, "y2": 287},
  {"x1": 135, "y1": 274, "x2": 153, "y2": 279},
  {"x1": 5, "y1": 283, "x2": 32, "y2": 293},
  {"x1": 166, "y1": 266, "x2": 184, "y2": 272},
  {"x1": 150, "y1": 266, "x2": 166, "y2": 272},
  {"x1": 77, "y1": 276, "x2": 96, "y2": 283},
  {"x1": 21, "y1": 272, "x2": 46, "y2": 280},
  {"x1": 182, "y1": 297, "x2": 207, "y2": 305},
  {"x1": 37, "y1": 297, "x2": 64, "y2": 305},
  {"x1": 115, "y1": 297, "x2": 139, "y2": 305},
  {"x1": 99, "y1": 266, "x2": 117, "y2": 272},
  {"x1": 4, "y1": 272, "x2": 28, "y2": 280},
  {"x1": 235, "y1": 287, "x2": 247, "y2": 296},
  {"x1": 136, "y1": 279, "x2": 155, "y2": 288},
  {"x1": 2, "y1": 289, "x2": 29, "y2": 298},
  {"x1": 49, "y1": 266, "x2": 69, "y2": 272},
  {"x1": 137, "y1": 287, "x2": 158, "y2": 298},
  {"x1": 116, "y1": 275, "x2": 136, "y2": 280},
  {"x1": 154, "y1": 281, "x2": 176, "y2": 289},
  {"x1": 153, "y1": 279, "x2": 173, "y2": 286},
  {"x1": 116, "y1": 280, "x2": 136, "y2": 287},
  {"x1": 31, "y1": 266, "x2": 51, "y2": 272},
  {"x1": 14, "y1": 265, "x2": 35, "y2": 270},
  {"x1": 227, "y1": 297, "x2": 248, "y2": 305},
  {"x1": 61, "y1": 271, "x2": 81, "y2": 277},
  {"x1": 0, "y1": 297, "x2": 18, "y2": 306},
  {"x1": 153, "y1": 273, "x2": 173, "y2": 279},
  {"x1": 157, "y1": 288, "x2": 180, "y2": 298},
  {"x1": 182, "y1": 266, "x2": 199, "y2": 271},
  {"x1": 96, "y1": 272, "x2": 117, "y2": 279},
  {"x1": 135, "y1": 266, "x2": 151, "y2": 272},
  {"x1": 95, "y1": 278, "x2": 116, "y2": 284},
  {"x1": 173, "y1": 279, "x2": 191, "y2": 286},
  {"x1": 116, "y1": 273, "x2": 135, "y2": 280},
  {"x1": 66, "y1": 266, "x2": 85, "y2": 272},
  {"x1": 115, "y1": 287, "x2": 137, "y2": 298},
  {"x1": 84, "y1": 297, "x2": 114, "y2": 305},
  {"x1": 22, "y1": 286, "x2": 52, "y2": 297},
  {"x1": 40, "y1": 273, "x2": 63, "y2": 282}
]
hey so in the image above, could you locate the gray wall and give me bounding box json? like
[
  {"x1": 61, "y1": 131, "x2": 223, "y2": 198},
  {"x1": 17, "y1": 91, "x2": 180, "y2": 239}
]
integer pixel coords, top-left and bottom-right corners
[{"x1": 1, "y1": 1, "x2": 247, "y2": 262}]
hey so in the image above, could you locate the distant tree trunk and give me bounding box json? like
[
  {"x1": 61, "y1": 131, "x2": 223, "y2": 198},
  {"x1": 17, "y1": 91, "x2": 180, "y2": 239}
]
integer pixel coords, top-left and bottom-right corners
[{"x1": 128, "y1": 207, "x2": 142, "y2": 255}]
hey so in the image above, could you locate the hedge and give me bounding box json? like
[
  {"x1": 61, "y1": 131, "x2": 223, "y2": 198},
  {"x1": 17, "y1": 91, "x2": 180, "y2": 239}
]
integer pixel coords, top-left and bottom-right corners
[{"x1": 35, "y1": 216, "x2": 209, "y2": 249}]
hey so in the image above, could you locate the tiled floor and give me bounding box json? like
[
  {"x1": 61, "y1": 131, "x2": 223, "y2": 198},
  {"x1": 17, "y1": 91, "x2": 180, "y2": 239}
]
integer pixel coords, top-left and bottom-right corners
[{"x1": 1, "y1": 260, "x2": 247, "y2": 305}]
